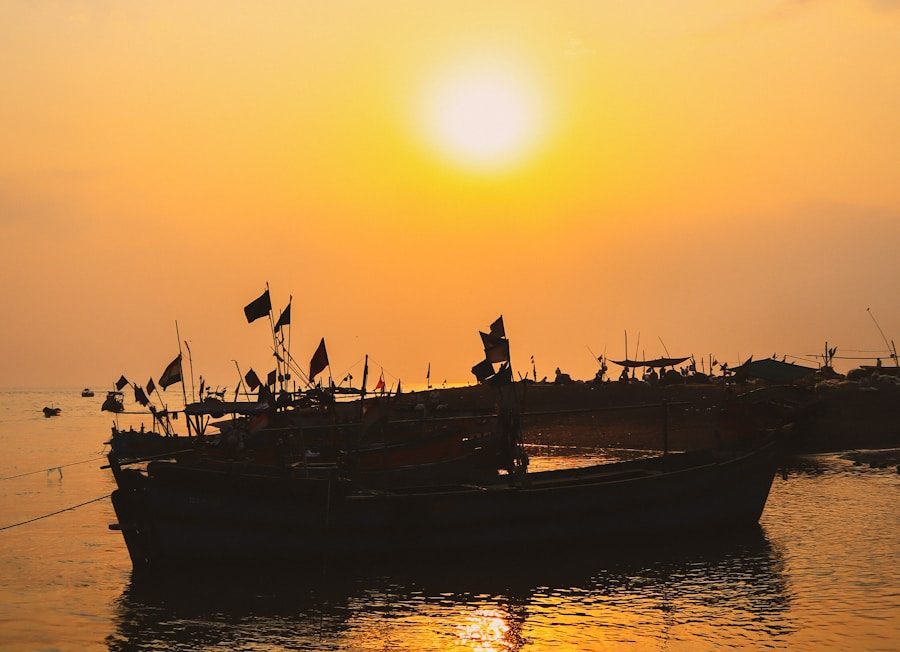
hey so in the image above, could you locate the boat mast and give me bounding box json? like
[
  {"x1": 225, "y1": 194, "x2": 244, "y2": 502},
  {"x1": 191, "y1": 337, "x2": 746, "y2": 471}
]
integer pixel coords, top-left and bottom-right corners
[
  {"x1": 174, "y1": 320, "x2": 193, "y2": 436},
  {"x1": 867, "y1": 308, "x2": 898, "y2": 367}
]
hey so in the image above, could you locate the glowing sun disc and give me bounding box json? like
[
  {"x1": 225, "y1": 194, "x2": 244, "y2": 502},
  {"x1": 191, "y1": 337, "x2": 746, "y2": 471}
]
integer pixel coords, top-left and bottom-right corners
[{"x1": 421, "y1": 65, "x2": 544, "y2": 172}]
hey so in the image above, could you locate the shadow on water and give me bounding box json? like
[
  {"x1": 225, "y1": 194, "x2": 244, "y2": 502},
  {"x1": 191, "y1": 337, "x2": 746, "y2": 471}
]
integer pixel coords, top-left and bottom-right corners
[{"x1": 106, "y1": 525, "x2": 793, "y2": 651}]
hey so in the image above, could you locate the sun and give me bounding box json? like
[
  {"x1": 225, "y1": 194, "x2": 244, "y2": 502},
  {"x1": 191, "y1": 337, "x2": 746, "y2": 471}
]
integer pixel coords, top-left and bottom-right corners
[{"x1": 419, "y1": 62, "x2": 546, "y2": 173}]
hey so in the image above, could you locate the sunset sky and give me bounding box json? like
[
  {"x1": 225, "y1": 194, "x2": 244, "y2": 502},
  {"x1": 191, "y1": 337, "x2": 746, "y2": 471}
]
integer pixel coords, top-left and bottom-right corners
[{"x1": 1, "y1": 1, "x2": 898, "y2": 389}]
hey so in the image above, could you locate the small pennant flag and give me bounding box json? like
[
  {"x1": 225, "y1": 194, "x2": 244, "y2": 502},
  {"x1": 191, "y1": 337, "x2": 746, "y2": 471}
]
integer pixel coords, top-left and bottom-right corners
[
  {"x1": 480, "y1": 332, "x2": 510, "y2": 363},
  {"x1": 159, "y1": 355, "x2": 183, "y2": 389},
  {"x1": 267, "y1": 369, "x2": 277, "y2": 387},
  {"x1": 274, "y1": 300, "x2": 291, "y2": 333},
  {"x1": 133, "y1": 385, "x2": 150, "y2": 407},
  {"x1": 243, "y1": 289, "x2": 272, "y2": 323},
  {"x1": 374, "y1": 372, "x2": 385, "y2": 393},
  {"x1": 245, "y1": 368, "x2": 261, "y2": 390},
  {"x1": 309, "y1": 338, "x2": 329, "y2": 380},
  {"x1": 472, "y1": 359, "x2": 495, "y2": 382},
  {"x1": 489, "y1": 315, "x2": 505, "y2": 338},
  {"x1": 115, "y1": 375, "x2": 129, "y2": 391},
  {"x1": 146, "y1": 378, "x2": 156, "y2": 395}
]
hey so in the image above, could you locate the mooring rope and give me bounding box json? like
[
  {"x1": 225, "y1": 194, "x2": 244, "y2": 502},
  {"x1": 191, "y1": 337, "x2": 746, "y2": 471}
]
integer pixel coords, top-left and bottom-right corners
[
  {"x1": 0, "y1": 456, "x2": 105, "y2": 481},
  {"x1": 0, "y1": 494, "x2": 111, "y2": 532}
]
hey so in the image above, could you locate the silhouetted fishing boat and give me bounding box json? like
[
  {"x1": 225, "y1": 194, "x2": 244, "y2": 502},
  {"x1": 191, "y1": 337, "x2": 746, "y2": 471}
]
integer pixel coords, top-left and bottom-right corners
[
  {"x1": 42, "y1": 406, "x2": 61, "y2": 417},
  {"x1": 81, "y1": 388, "x2": 95, "y2": 397},
  {"x1": 101, "y1": 391, "x2": 125, "y2": 413},
  {"x1": 107, "y1": 433, "x2": 782, "y2": 570}
]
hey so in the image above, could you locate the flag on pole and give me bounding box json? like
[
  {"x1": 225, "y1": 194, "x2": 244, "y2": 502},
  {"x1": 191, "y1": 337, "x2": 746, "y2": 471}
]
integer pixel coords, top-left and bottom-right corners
[
  {"x1": 146, "y1": 378, "x2": 156, "y2": 395},
  {"x1": 274, "y1": 301, "x2": 291, "y2": 333},
  {"x1": 472, "y1": 359, "x2": 495, "y2": 382},
  {"x1": 245, "y1": 368, "x2": 261, "y2": 390},
  {"x1": 267, "y1": 369, "x2": 277, "y2": 387},
  {"x1": 489, "y1": 315, "x2": 505, "y2": 338},
  {"x1": 133, "y1": 385, "x2": 150, "y2": 407},
  {"x1": 115, "y1": 375, "x2": 129, "y2": 391},
  {"x1": 243, "y1": 289, "x2": 272, "y2": 323},
  {"x1": 309, "y1": 338, "x2": 329, "y2": 380},
  {"x1": 374, "y1": 371, "x2": 385, "y2": 393},
  {"x1": 480, "y1": 332, "x2": 510, "y2": 363},
  {"x1": 159, "y1": 354, "x2": 183, "y2": 389}
]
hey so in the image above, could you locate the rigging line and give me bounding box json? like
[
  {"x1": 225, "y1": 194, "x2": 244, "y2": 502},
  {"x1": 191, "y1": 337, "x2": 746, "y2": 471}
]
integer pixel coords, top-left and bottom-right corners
[
  {"x1": 0, "y1": 494, "x2": 110, "y2": 532},
  {"x1": 836, "y1": 348, "x2": 893, "y2": 353},
  {"x1": 807, "y1": 355, "x2": 889, "y2": 361},
  {"x1": 334, "y1": 356, "x2": 365, "y2": 383},
  {"x1": 0, "y1": 456, "x2": 106, "y2": 481},
  {"x1": 784, "y1": 353, "x2": 821, "y2": 364},
  {"x1": 363, "y1": 356, "x2": 401, "y2": 382}
]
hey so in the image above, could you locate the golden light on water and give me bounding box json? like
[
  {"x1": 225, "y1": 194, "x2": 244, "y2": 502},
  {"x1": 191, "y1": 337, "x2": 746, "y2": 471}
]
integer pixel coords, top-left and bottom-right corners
[
  {"x1": 455, "y1": 608, "x2": 514, "y2": 651},
  {"x1": 419, "y1": 61, "x2": 547, "y2": 173}
]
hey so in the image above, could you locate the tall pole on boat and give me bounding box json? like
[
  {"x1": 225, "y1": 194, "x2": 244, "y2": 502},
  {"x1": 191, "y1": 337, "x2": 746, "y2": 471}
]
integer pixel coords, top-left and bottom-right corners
[
  {"x1": 286, "y1": 297, "x2": 293, "y2": 395},
  {"x1": 175, "y1": 320, "x2": 193, "y2": 436},
  {"x1": 183, "y1": 338, "x2": 197, "y2": 402},
  {"x1": 359, "y1": 354, "x2": 368, "y2": 421},
  {"x1": 232, "y1": 360, "x2": 250, "y2": 400},
  {"x1": 866, "y1": 308, "x2": 897, "y2": 366},
  {"x1": 264, "y1": 282, "x2": 284, "y2": 395},
  {"x1": 270, "y1": 345, "x2": 313, "y2": 389},
  {"x1": 633, "y1": 332, "x2": 640, "y2": 379}
]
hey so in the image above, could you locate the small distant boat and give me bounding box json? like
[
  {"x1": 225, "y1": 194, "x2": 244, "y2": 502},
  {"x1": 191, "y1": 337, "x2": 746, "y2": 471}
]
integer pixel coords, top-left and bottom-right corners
[
  {"x1": 81, "y1": 388, "x2": 95, "y2": 397},
  {"x1": 43, "y1": 407, "x2": 61, "y2": 417}
]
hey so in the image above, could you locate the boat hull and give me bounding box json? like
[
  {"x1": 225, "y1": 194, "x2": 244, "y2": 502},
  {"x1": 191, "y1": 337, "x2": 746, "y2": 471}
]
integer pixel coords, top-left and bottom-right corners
[{"x1": 110, "y1": 437, "x2": 781, "y2": 569}]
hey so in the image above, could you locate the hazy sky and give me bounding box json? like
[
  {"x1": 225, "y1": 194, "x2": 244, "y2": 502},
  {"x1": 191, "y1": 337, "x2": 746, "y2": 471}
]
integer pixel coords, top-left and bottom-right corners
[{"x1": 1, "y1": 1, "x2": 898, "y2": 389}]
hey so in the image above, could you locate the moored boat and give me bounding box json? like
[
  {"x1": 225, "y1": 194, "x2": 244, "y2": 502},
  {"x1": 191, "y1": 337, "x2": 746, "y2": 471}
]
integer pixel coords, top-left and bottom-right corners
[
  {"x1": 81, "y1": 388, "x2": 95, "y2": 397},
  {"x1": 42, "y1": 406, "x2": 61, "y2": 417},
  {"x1": 107, "y1": 433, "x2": 782, "y2": 570}
]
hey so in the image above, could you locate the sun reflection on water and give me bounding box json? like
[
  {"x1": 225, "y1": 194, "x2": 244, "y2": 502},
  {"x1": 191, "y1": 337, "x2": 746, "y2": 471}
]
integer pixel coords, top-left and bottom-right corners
[{"x1": 456, "y1": 608, "x2": 514, "y2": 651}]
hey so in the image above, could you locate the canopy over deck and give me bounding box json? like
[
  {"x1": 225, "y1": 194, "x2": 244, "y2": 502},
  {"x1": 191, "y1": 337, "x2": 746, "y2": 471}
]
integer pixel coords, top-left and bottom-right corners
[{"x1": 609, "y1": 356, "x2": 690, "y2": 369}]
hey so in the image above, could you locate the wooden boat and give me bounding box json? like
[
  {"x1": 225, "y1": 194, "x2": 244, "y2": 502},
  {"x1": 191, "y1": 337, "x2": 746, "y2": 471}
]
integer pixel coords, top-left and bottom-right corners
[
  {"x1": 101, "y1": 391, "x2": 125, "y2": 413},
  {"x1": 42, "y1": 406, "x2": 61, "y2": 417},
  {"x1": 108, "y1": 426, "x2": 195, "y2": 460},
  {"x1": 107, "y1": 433, "x2": 782, "y2": 570},
  {"x1": 81, "y1": 388, "x2": 95, "y2": 397}
]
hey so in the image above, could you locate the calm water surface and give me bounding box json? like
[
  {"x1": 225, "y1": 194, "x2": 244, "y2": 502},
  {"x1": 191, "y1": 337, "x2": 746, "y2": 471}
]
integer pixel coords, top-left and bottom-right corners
[{"x1": 0, "y1": 389, "x2": 897, "y2": 650}]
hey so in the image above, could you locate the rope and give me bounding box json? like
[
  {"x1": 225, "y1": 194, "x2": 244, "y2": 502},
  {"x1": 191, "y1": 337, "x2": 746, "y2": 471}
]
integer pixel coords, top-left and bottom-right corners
[
  {"x1": 0, "y1": 494, "x2": 110, "y2": 532},
  {"x1": 0, "y1": 456, "x2": 106, "y2": 481}
]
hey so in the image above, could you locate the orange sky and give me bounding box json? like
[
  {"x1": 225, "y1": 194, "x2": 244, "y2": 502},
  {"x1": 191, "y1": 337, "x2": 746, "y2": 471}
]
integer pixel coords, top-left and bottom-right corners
[{"x1": 1, "y1": 1, "x2": 898, "y2": 389}]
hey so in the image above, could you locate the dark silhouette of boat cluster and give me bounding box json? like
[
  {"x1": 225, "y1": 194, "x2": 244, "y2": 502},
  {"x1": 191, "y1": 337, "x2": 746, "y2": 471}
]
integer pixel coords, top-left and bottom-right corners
[{"x1": 104, "y1": 289, "x2": 787, "y2": 571}]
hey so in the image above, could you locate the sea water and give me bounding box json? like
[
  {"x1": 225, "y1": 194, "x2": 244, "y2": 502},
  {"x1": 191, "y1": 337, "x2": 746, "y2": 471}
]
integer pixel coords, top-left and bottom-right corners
[{"x1": 0, "y1": 388, "x2": 897, "y2": 651}]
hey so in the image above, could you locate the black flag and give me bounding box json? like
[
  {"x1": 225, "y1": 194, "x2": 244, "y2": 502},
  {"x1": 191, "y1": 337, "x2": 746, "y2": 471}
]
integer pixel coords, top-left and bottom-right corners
[
  {"x1": 267, "y1": 369, "x2": 277, "y2": 387},
  {"x1": 159, "y1": 354, "x2": 183, "y2": 389},
  {"x1": 245, "y1": 368, "x2": 261, "y2": 390},
  {"x1": 489, "y1": 362, "x2": 513, "y2": 386},
  {"x1": 480, "y1": 332, "x2": 510, "y2": 363},
  {"x1": 243, "y1": 289, "x2": 272, "y2": 323},
  {"x1": 274, "y1": 301, "x2": 291, "y2": 333},
  {"x1": 146, "y1": 378, "x2": 156, "y2": 395},
  {"x1": 115, "y1": 375, "x2": 129, "y2": 391},
  {"x1": 472, "y1": 359, "x2": 495, "y2": 382},
  {"x1": 489, "y1": 315, "x2": 505, "y2": 338},
  {"x1": 309, "y1": 338, "x2": 329, "y2": 380},
  {"x1": 133, "y1": 385, "x2": 150, "y2": 407}
]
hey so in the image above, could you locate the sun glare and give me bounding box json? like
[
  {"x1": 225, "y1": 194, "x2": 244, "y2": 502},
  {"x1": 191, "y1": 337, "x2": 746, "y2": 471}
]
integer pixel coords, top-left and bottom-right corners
[{"x1": 420, "y1": 63, "x2": 545, "y2": 173}]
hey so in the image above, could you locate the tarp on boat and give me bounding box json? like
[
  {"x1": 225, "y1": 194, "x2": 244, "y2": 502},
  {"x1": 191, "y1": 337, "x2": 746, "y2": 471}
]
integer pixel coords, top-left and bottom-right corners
[
  {"x1": 733, "y1": 358, "x2": 816, "y2": 384},
  {"x1": 183, "y1": 399, "x2": 270, "y2": 416},
  {"x1": 609, "y1": 356, "x2": 690, "y2": 368}
]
